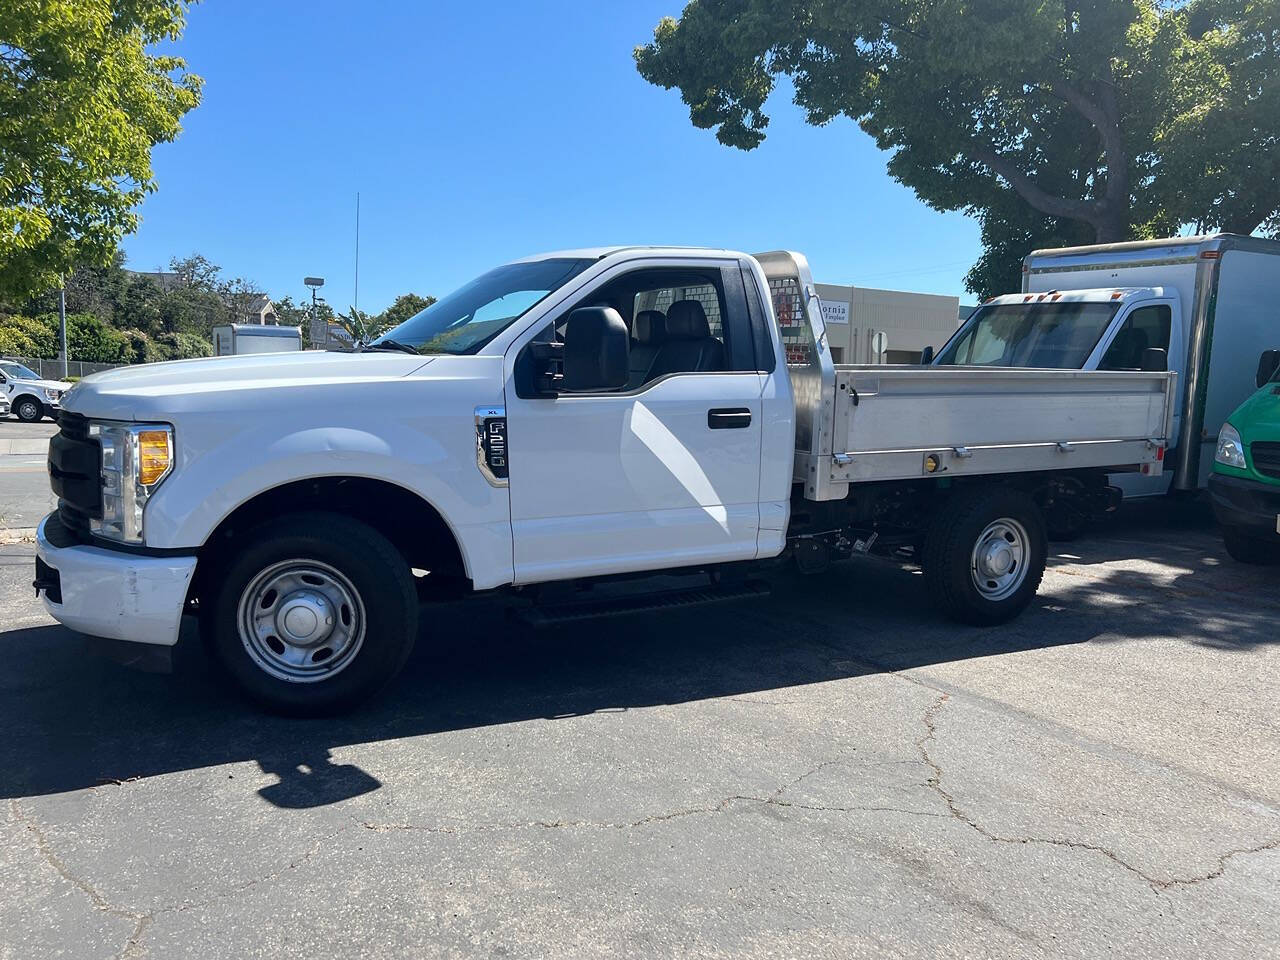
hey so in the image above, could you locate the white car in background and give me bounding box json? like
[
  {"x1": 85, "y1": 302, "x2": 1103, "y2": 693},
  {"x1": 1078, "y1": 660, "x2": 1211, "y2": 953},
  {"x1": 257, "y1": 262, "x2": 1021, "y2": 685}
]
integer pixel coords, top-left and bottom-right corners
[{"x1": 0, "y1": 359, "x2": 72, "y2": 422}]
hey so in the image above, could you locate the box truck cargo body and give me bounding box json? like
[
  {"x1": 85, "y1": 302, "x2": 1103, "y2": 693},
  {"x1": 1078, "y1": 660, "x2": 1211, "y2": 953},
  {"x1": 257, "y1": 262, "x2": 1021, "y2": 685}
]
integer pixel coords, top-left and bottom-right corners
[{"x1": 213, "y1": 324, "x2": 303, "y2": 357}]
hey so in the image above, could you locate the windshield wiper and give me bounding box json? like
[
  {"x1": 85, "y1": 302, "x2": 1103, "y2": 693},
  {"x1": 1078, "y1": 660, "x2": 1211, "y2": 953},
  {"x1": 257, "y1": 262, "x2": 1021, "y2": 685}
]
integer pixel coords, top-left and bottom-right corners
[{"x1": 360, "y1": 339, "x2": 420, "y2": 356}]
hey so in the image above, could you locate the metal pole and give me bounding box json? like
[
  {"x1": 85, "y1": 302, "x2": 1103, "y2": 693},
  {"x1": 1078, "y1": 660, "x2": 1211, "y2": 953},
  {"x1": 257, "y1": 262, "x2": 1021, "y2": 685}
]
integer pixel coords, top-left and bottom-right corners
[
  {"x1": 58, "y1": 281, "x2": 68, "y2": 379},
  {"x1": 353, "y1": 192, "x2": 360, "y2": 316}
]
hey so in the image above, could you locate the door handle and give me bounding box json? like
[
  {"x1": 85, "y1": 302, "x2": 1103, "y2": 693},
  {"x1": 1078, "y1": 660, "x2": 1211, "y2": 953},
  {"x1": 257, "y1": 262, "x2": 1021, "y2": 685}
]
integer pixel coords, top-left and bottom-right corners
[{"x1": 708, "y1": 407, "x2": 752, "y2": 429}]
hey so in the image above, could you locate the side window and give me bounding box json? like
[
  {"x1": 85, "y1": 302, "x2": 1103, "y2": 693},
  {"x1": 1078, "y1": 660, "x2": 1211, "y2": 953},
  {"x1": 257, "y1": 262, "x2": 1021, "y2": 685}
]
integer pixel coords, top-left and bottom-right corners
[
  {"x1": 1099, "y1": 305, "x2": 1171, "y2": 370},
  {"x1": 634, "y1": 283, "x2": 724, "y2": 339}
]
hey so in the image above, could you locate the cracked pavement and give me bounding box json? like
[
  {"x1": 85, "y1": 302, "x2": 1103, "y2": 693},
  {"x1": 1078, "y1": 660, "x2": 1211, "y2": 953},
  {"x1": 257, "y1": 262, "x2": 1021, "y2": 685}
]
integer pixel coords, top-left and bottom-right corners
[{"x1": 1, "y1": 498, "x2": 1277, "y2": 958}]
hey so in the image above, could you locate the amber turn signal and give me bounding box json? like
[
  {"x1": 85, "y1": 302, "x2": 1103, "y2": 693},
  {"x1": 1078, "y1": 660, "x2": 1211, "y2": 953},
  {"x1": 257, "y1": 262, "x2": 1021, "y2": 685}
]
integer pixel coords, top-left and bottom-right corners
[{"x1": 137, "y1": 430, "x2": 172, "y2": 485}]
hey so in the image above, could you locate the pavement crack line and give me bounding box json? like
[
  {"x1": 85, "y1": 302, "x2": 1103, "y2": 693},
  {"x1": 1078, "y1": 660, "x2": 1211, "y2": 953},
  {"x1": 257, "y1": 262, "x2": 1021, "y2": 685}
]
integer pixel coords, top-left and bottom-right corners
[
  {"x1": 913, "y1": 694, "x2": 1280, "y2": 892},
  {"x1": 10, "y1": 798, "x2": 150, "y2": 960},
  {"x1": 11, "y1": 798, "x2": 351, "y2": 954},
  {"x1": 358, "y1": 794, "x2": 948, "y2": 836}
]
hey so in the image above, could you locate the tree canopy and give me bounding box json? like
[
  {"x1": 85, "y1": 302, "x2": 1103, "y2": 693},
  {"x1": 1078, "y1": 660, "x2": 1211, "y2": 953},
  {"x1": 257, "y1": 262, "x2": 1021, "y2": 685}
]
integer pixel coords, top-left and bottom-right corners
[
  {"x1": 0, "y1": 0, "x2": 203, "y2": 301},
  {"x1": 636, "y1": 0, "x2": 1280, "y2": 295}
]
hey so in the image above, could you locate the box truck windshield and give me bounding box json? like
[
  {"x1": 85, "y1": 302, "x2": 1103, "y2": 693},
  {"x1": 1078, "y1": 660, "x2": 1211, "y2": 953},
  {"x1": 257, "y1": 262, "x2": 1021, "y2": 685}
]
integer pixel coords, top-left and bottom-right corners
[{"x1": 937, "y1": 301, "x2": 1120, "y2": 368}]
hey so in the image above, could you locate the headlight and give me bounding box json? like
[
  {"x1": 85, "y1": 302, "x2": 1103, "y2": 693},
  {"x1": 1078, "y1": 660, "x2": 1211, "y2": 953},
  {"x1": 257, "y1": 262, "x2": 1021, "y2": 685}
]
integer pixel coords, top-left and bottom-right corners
[
  {"x1": 88, "y1": 422, "x2": 174, "y2": 543},
  {"x1": 1214, "y1": 423, "x2": 1247, "y2": 470}
]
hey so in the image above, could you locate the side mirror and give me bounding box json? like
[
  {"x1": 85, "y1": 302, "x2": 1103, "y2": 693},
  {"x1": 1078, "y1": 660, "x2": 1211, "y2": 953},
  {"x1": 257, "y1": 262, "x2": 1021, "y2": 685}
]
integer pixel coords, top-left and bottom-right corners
[
  {"x1": 561, "y1": 307, "x2": 629, "y2": 392},
  {"x1": 1256, "y1": 349, "x2": 1280, "y2": 388},
  {"x1": 919, "y1": 345, "x2": 934, "y2": 365},
  {"x1": 1140, "y1": 346, "x2": 1168, "y2": 372}
]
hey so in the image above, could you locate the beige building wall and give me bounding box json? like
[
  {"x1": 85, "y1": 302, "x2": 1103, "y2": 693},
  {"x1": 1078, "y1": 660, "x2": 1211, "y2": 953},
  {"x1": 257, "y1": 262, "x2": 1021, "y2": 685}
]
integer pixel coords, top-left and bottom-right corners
[{"x1": 815, "y1": 282, "x2": 961, "y2": 364}]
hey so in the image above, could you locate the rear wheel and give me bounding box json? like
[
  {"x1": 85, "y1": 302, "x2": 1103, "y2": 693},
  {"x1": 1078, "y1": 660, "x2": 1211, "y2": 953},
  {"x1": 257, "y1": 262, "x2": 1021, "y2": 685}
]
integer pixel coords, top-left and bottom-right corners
[
  {"x1": 923, "y1": 486, "x2": 1048, "y2": 626},
  {"x1": 209, "y1": 512, "x2": 418, "y2": 715},
  {"x1": 1222, "y1": 527, "x2": 1280, "y2": 565},
  {"x1": 14, "y1": 396, "x2": 44, "y2": 422}
]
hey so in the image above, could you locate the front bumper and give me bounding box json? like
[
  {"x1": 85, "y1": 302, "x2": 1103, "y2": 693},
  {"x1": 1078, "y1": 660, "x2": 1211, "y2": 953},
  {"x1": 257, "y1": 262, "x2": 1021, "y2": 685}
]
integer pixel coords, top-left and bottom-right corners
[
  {"x1": 1208, "y1": 473, "x2": 1280, "y2": 541},
  {"x1": 35, "y1": 513, "x2": 197, "y2": 647}
]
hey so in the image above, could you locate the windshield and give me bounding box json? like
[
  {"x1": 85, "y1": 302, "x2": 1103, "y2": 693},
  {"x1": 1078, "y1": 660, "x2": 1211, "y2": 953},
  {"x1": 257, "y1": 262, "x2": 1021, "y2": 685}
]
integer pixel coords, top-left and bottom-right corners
[
  {"x1": 370, "y1": 257, "x2": 593, "y2": 355},
  {"x1": 936, "y1": 301, "x2": 1121, "y2": 368},
  {"x1": 0, "y1": 361, "x2": 40, "y2": 380}
]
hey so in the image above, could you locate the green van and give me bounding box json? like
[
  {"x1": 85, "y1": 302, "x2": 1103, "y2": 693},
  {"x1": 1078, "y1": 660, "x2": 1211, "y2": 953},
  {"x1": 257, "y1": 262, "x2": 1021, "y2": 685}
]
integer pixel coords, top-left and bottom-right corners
[{"x1": 1209, "y1": 349, "x2": 1280, "y2": 563}]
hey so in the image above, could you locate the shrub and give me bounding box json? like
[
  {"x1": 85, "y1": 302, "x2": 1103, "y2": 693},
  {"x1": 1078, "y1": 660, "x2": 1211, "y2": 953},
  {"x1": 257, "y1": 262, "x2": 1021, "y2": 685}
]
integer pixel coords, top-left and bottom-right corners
[{"x1": 0, "y1": 314, "x2": 58, "y2": 358}]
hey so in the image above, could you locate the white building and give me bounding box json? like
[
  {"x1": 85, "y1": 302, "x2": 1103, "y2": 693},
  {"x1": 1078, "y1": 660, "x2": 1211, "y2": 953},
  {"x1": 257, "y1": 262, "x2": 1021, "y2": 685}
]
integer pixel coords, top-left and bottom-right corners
[{"x1": 814, "y1": 283, "x2": 962, "y2": 364}]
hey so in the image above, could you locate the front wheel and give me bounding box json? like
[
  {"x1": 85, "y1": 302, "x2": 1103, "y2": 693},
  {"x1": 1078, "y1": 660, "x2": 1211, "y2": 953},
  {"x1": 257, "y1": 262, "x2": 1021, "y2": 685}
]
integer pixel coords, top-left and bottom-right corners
[
  {"x1": 923, "y1": 486, "x2": 1048, "y2": 626},
  {"x1": 1222, "y1": 527, "x2": 1280, "y2": 565},
  {"x1": 14, "y1": 397, "x2": 44, "y2": 422},
  {"x1": 208, "y1": 512, "x2": 418, "y2": 715}
]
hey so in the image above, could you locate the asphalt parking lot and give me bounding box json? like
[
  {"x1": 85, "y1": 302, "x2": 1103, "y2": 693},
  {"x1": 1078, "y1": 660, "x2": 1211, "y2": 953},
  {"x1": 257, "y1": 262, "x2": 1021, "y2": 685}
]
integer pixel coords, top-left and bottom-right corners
[{"x1": 2, "y1": 498, "x2": 1277, "y2": 959}]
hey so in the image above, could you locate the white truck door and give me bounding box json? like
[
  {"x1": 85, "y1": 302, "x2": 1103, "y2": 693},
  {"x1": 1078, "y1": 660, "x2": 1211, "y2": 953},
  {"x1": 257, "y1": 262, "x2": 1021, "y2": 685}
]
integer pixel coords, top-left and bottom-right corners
[
  {"x1": 503, "y1": 258, "x2": 766, "y2": 584},
  {"x1": 1086, "y1": 297, "x2": 1182, "y2": 498}
]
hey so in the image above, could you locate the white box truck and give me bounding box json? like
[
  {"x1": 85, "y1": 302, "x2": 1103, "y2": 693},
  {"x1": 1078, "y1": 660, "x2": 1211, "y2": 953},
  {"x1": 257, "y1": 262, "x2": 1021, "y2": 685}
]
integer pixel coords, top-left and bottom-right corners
[
  {"x1": 213, "y1": 324, "x2": 302, "y2": 356},
  {"x1": 931, "y1": 234, "x2": 1280, "y2": 505},
  {"x1": 37, "y1": 247, "x2": 1173, "y2": 713}
]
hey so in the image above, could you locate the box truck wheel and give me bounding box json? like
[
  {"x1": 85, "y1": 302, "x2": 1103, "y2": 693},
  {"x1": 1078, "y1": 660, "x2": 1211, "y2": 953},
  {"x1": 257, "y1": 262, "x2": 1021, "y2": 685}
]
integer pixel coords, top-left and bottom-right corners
[
  {"x1": 1222, "y1": 527, "x2": 1280, "y2": 565},
  {"x1": 208, "y1": 512, "x2": 418, "y2": 715},
  {"x1": 923, "y1": 486, "x2": 1047, "y2": 626}
]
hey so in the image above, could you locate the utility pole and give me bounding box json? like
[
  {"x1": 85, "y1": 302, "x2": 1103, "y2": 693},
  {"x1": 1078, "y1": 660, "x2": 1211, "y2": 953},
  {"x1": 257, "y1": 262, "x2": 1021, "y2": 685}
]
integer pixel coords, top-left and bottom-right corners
[
  {"x1": 353, "y1": 192, "x2": 361, "y2": 317},
  {"x1": 58, "y1": 278, "x2": 68, "y2": 379}
]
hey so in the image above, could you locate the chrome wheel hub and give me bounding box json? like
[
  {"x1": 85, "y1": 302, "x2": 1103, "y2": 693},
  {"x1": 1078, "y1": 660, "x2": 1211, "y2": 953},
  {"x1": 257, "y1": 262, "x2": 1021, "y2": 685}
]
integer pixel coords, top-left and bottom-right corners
[
  {"x1": 970, "y1": 518, "x2": 1029, "y2": 601},
  {"x1": 237, "y1": 560, "x2": 365, "y2": 683}
]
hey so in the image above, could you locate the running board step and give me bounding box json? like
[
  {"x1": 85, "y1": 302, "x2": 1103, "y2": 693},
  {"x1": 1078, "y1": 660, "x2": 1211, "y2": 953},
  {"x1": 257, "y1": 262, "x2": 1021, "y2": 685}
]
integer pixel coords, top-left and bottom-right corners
[{"x1": 517, "y1": 579, "x2": 771, "y2": 627}]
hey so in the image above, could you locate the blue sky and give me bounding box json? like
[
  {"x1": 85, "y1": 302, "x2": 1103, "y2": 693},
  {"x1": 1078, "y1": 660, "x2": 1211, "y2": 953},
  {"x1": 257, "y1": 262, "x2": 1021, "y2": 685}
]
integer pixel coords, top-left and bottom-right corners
[{"x1": 125, "y1": 0, "x2": 981, "y2": 314}]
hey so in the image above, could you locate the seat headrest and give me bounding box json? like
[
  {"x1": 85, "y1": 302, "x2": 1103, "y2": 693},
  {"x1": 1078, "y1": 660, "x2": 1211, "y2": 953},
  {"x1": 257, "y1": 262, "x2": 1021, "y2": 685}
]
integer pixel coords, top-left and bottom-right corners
[
  {"x1": 633, "y1": 310, "x2": 666, "y2": 345},
  {"x1": 666, "y1": 300, "x2": 710, "y2": 340}
]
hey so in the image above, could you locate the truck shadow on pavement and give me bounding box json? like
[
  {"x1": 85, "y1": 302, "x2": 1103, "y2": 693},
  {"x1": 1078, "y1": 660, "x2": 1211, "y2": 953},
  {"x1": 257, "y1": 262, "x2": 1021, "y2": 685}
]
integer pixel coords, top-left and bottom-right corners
[{"x1": 1, "y1": 500, "x2": 1275, "y2": 807}]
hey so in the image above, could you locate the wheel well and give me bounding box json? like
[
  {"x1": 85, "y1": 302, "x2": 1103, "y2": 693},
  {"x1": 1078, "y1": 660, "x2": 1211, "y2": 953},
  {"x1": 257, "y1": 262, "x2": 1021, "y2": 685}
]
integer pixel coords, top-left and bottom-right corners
[{"x1": 194, "y1": 477, "x2": 468, "y2": 599}]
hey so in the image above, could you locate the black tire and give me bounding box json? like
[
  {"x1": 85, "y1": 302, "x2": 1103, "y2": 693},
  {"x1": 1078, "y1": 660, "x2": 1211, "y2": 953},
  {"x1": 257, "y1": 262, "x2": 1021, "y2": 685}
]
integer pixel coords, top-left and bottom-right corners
[
  {"x1": 1222, "y1": 527, "x2": 1280, "y2": 566},
  {"x1": 14, "y1": 396, "x2": 44, "y2": 422},
  {"x1": 208, "y1": 512, "x2": 418, "y2": 715},
  {"x1": 1045, "y1": 510, "x2": 1088, "y2": 542},
  {"x1": 923, "y1": 485, "x2": 1048, "y2": 626}
]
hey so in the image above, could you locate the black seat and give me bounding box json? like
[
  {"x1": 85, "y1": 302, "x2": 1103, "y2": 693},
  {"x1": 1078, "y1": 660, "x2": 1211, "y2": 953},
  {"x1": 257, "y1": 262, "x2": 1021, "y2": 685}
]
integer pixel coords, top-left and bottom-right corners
[
  {"x1": 628, "y1": 310, "x2": 667, "y2": 388},
  {"x1": 648, "y1": 300, "x2": 725, "y2": 379}
]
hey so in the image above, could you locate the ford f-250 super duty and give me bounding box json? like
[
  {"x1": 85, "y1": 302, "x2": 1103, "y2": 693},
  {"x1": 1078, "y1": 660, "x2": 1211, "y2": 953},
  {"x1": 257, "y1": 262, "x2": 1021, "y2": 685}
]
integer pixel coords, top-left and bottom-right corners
[{"x1": 35, "y1": 247, "x2": 1176, "y2": 713}]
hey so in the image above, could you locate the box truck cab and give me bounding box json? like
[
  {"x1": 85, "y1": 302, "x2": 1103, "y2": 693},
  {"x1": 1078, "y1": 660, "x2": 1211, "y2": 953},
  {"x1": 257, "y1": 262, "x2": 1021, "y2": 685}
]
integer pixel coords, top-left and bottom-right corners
[
  {"x1": 1209, "y1": 350, "x2": 1280, "y2": 563},
  {"x1": 933, "y1": 235, "x2": 1280, "y2": 498}
]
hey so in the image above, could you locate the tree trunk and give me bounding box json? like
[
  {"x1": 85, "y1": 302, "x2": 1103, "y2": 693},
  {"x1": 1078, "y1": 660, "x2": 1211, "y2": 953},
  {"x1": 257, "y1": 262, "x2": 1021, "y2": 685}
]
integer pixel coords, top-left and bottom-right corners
[{"x1": 1092, "y1": 211, "x2": 1129, "y2": 244}]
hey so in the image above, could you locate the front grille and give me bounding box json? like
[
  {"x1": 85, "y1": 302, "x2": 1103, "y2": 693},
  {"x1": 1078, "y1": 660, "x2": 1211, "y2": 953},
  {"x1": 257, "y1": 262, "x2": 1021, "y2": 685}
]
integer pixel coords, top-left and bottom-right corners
[
  {"x1": 1252, "y1": 441, "x2": 1280, "y2": 480},
  {"x1": 49, "y1": 412, "x2": 100, "y2": 540}
]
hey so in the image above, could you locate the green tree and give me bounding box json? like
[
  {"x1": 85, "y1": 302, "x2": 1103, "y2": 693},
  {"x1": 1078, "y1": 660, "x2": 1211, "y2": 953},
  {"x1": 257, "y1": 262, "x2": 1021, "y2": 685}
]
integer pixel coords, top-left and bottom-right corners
[
  {"x1": 168, "y1": 253, "x2": 221, "y2": 291},
  {"x1": 379, "y1": 293, "x2": 436, "y2": 330},
  {"x1": 65, "y1": 312, "x2": 129, "y2": 363},
  {"x1": 635, "y1": 0, "x2": 1280, "y2": 294},
  {"x1": 0, "y1": 0, "x2": 203, "y2": 301},
  {"x1": 337, "y1": 305, "x2": 381, "y2": 343}
]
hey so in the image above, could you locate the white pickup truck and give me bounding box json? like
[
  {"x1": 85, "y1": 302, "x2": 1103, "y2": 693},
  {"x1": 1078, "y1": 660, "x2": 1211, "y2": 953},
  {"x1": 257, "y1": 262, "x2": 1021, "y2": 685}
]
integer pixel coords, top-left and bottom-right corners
[{"x1": 36, "y1": 247, "x2": 1175, "y2": 713}]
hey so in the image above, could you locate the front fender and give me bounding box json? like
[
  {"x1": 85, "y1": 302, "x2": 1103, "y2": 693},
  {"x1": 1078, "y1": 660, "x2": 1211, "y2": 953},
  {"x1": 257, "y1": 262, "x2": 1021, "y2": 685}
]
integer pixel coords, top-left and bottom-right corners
[{"x1": 141, "y1": 374, "x2": 513, "y2": 589}]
